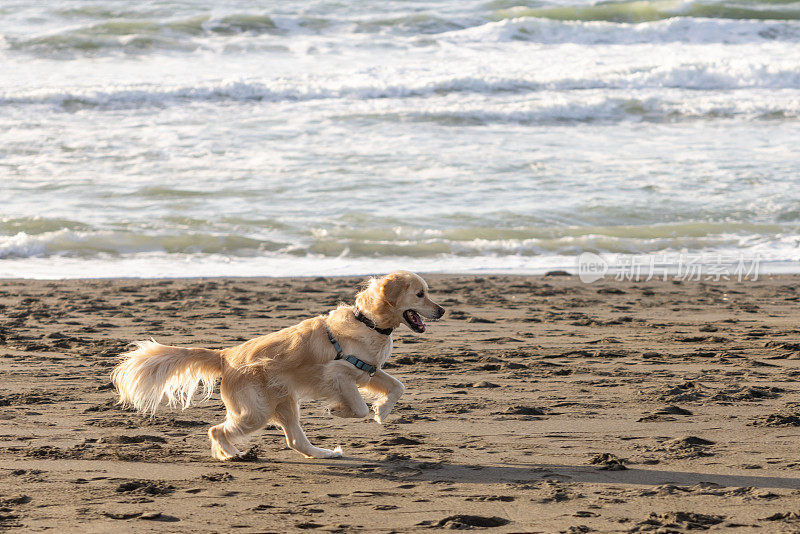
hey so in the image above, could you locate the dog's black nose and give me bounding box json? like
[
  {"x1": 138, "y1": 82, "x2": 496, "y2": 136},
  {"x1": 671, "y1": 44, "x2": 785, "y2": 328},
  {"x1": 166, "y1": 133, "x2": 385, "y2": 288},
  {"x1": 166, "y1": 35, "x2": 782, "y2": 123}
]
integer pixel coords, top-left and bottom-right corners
[{"x1": 436, "y1": 306, "x2": 445, "y2": 319}]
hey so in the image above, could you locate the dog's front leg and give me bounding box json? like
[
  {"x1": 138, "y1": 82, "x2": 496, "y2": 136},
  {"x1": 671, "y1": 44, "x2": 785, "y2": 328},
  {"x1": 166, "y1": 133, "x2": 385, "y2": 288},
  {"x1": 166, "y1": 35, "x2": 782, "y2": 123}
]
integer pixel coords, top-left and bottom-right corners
[
  {"x1": 364, "y1": 370, "x2": 405, "y2": 424},
  {"x1": 328, "y1": 372, "x2": 370, "y2": 419}
]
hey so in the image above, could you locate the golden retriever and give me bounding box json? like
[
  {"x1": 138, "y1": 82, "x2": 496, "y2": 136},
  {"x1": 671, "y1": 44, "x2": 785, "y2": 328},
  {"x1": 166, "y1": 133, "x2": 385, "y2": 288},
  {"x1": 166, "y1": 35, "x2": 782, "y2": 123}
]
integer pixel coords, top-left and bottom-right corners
[{"x1": 111, "y1": 271, "x2": 444, "y2": 460}]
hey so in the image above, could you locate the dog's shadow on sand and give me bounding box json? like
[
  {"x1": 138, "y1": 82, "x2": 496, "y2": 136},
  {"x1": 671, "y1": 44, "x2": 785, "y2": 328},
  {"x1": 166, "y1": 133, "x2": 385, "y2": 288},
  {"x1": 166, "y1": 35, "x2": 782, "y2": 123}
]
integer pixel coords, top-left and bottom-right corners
[{"x1": 275, "y1": 457, "x2": 800, "y2": 490}]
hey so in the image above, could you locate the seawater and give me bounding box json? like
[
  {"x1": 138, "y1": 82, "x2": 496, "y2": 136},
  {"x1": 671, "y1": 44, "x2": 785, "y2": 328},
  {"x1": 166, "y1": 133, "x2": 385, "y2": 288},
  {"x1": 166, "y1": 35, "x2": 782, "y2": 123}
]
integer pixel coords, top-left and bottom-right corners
[{"x1": 1, "y1": 0, "x2": 799, "y2": 278}]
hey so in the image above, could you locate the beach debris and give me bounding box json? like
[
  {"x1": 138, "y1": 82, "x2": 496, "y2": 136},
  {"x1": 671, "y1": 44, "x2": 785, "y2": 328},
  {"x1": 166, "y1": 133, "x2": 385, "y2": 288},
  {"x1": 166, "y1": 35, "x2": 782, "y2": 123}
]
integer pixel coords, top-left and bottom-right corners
[
  {"x1": 103, "y1": 512, "x2": 141, "y2": 520},
  {"x1": 658, "y1": 436, "x2": 715, "y2": 458},
  {"x1": 380, "y1": 436, "x2": 423, "y2": 446},
  {"x1": 638, "y1": 405, "x2": 693, "y2": 422},
  {"x1": 380, "y1": 452, "x2": 411, "y2": 462},
  {"x1": 435, "y1": 514, "x2": 510, "y2": 528},
  {"x1": 710, "y1": 386, "x2": 783, "y2": 402},
  {"x1": 230, "y1": 445, "x2": 259, "y2": 462},
  {"x1": 139, "y1": 512, "x2": 179, "y2": 522},
  {"x1": 573, "y1": 511, "x2": 598, "y2": 518},
  {"x1": 466, "y1": 495, "x2": 514, "y2": 502},
  {"x1": 596, "y1": 288, "x2": 625, "y2": 295},
  {"x1": 762, "y1": 511, "x2": 800, "y2": 521},
  {"x1": 99, "y1": 434, "x2": 166, "y2": 444},
  {"x1": 499, "y1": 405, "x2": 546, "y2": 416},
  {"x1": 655, "y1": 381, "x2": 706, "y2": 403},
  {"x1": 394, "y1": 355, "x2": 457, "y2": 366},
  {"x1": 753, "y1": 412, "x2": 800, "y2": 427},
  {"x1": 630, "y1": 511, "x2": 724, "y2": 532},
  {"x1": 656, "y1": 406, "x2": 693, "y2": 416},
  {"x1": 544, "y1": 270, "x2": 571, "y2": 277},
  {"x1": 590, "y1": 453, "x2": 627, "y2": 471},
  {"x1": 533, "y1": 480, "x2": 583, "y2": 503},
  {"x1": 675, "y1": 335, "x2": 709, "y2": 343},
  {"x1": 0, "y1": 495, "x2": 30, "y2": 527},
  {"x1": 115, "y1": 480, "x2": 174, "y2": 495},
  {"x1": 200, "y1": 472, "x2": 234, "y2": 482},
  {"x1": 671, "y1": 436, "x2": 714, "y2": 446},
  {"x1": 295, "y1": 521, "x2": 325, "y2": 529},
  {"x1": 471, "y1": 381, "x2": 499, "y2": 388},
  {"x1": 764, "y1": 341, "x2": 800, "y2": 352},
  {"x1": 0, "y1": 496, "x2": 31, "y2": 506}
]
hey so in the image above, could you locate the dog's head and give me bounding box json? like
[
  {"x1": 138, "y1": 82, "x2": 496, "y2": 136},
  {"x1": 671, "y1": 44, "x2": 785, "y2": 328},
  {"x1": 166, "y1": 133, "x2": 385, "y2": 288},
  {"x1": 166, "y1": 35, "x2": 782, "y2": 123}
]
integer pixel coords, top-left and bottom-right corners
[{"x1": 355, "y1": 271, "x2": 445, "y2": 333}]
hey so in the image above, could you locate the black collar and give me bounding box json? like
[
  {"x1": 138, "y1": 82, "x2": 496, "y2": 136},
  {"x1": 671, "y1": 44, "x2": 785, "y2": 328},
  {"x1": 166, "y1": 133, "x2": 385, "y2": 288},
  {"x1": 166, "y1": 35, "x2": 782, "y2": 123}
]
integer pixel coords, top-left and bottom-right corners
[{"x1": 354, "y1": 308, "x2": 393, "y2": 335}]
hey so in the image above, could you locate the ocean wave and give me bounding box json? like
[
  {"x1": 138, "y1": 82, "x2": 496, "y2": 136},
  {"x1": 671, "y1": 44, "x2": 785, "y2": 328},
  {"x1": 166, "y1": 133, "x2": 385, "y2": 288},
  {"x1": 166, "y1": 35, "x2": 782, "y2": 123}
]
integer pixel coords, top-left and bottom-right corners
[
  {"x1": 447, "y1": 16, "x2": 800, "y2": 45},
  {"x1": 495, "y1": 0, "x2": 800, "y2": 23},
  {"x1": 1, "y1": 223, "x2": 791, "y2": 260},
  {"x1": 0, "y1": 229, "x2": 286, "y2": 259},
  {"x1": 344, "y1": 97, "x2": 800, "y2": 125},
  {"x1": 306, "y1": 234, "x2": 760, "y2": 258},
  {"x1": 4, "y1": 14, "x2": 286, "y2": 57},
  {"x1": 352, "y1": 13, "x2": 478, "y2": 35},
  {"x1": 0, "y1": 217, "x2": 91, "y2": 235},
  {"x1": 311, "y1": 222, "x2": 791, "y2": 258},
  {"x1": 3, "y1": 12, "x2": 353, "y2": 58},
  {"x1": 4, "y1": 63, "x2": 800, "y2": 112},
  {"x1": 5, "y1": 2, "x2": 800, "y2": 58}
]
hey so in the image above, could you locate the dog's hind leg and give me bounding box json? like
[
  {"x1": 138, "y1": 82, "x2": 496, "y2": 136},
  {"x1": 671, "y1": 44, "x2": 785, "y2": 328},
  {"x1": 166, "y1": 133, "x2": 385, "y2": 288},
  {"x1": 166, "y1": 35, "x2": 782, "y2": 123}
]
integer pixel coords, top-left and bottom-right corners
[
  {"x1": 272, "y1": 399, "x2": 342, "y2": 459},
  {"x1": 209, "y1": 376, "x2": 271, "y2": 461},
  {"x1": 209, "y1": 420, "x2": 245, "y2": 461}
]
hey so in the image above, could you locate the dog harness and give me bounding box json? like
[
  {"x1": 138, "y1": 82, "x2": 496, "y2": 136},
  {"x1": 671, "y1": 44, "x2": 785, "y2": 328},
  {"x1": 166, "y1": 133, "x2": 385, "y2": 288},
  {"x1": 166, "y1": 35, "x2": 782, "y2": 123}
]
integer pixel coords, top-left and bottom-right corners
[
  {"x1": 325, "y1": 325, "x2": 379, "y2": 376},
  {"x1": 354, "y1": 307, "x2": 393, "y2": 335}
]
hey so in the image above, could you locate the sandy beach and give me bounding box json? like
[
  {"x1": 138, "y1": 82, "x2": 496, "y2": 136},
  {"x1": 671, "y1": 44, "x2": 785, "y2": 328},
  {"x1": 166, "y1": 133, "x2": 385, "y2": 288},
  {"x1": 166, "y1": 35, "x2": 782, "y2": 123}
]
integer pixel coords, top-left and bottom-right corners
[{"x1": 2, "y1": 274, "x2": 800, "y2": 532}]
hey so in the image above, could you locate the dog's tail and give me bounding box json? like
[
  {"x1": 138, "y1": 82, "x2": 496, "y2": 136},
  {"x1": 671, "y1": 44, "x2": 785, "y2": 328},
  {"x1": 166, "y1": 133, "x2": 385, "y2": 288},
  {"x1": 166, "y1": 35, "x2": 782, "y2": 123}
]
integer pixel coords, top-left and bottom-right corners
[{"x1": 111, "y1": 339, "x2": 224, "y2": 414}]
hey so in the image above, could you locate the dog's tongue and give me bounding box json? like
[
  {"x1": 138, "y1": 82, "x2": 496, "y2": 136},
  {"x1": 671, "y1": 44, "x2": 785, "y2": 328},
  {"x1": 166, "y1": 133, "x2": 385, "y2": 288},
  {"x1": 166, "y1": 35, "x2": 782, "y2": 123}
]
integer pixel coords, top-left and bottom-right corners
[{"x1": 407, "y1": 310, "x2": 426, "y2": 332}]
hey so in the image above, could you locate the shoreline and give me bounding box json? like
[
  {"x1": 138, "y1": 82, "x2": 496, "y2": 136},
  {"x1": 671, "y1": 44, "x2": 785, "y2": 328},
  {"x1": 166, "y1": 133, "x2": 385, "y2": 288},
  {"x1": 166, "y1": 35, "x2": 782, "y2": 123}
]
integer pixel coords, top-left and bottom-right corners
[
  {"x1": 2, "y1": 260, "x2": 800, "y2": 281},
  {"x1": 1, "y1": 253, "x2": 797, "y2": 281},
  {"x1": 2, "y1": 274, "x2": 800, "y2": 531},
  {"x1": 2, "y1": 270, "x2": 799, "y2": 286}
]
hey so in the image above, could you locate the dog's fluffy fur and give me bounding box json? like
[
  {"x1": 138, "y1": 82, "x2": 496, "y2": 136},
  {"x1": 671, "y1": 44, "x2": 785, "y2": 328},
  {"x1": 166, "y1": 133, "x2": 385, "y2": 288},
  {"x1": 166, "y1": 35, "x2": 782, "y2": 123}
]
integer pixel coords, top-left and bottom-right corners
[{"x1": 111, "y1": 271, "x2": 444, "y2": 460}]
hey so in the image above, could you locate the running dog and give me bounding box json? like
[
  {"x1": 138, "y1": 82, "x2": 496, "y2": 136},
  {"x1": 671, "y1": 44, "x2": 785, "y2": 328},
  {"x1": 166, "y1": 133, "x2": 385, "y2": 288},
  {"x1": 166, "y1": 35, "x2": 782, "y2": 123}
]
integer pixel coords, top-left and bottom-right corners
[{"x1": 111, "y1": 270, "x2": 444, "y2": 460}]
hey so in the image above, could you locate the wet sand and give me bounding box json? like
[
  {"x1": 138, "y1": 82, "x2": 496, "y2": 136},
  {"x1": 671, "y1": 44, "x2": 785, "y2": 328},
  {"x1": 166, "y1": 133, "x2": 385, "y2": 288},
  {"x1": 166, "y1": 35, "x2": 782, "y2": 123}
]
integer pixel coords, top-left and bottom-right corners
[{"x1": 2, "y1": 274, "x2": 800, "y2": 532}]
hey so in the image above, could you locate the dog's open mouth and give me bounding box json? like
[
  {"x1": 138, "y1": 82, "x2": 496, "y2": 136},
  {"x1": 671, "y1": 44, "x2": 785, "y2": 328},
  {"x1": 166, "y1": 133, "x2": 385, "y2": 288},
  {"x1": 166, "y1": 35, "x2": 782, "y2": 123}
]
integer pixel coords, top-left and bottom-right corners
[{"x1": 403, "y1": 309, "x2": 426, "y2": 333}]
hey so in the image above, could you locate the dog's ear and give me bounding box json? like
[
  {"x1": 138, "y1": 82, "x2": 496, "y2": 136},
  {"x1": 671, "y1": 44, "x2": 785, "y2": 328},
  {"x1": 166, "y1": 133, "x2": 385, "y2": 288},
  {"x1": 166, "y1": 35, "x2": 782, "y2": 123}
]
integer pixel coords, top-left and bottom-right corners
[{"x1": 380, "y1": 273, "x2": 410, "y2": 306}]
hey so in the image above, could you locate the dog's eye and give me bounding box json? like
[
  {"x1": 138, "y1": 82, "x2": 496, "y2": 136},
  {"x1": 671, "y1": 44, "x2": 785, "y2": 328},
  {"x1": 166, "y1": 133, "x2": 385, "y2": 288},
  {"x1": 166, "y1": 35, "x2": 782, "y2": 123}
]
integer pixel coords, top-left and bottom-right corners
[{"x1": 416, "y1": 291, "x2": 424, "y2": 298}]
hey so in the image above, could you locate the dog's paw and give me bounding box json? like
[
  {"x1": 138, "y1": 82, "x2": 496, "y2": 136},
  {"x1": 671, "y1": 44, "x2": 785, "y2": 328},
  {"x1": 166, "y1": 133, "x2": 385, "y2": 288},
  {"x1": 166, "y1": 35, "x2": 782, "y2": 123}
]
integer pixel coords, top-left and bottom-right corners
[
  {"x1": 214, "y1": 451, "x2": 239, "y2": 462},
  {"x1": 211, "y1": 443, "x2": 243, "y2": 462},
  {"x1": 371, "y1": 404, "x2": 383, "y2": 424},
  {"x1": 373, "y1": 402, "x2": 397, "y2": 424},
  {"x1": 373, "y1": 411, "x2": 387, "y2": 425},
  {"x1": 307, "y1": 446, "x2": 342, "y2": 459}
]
